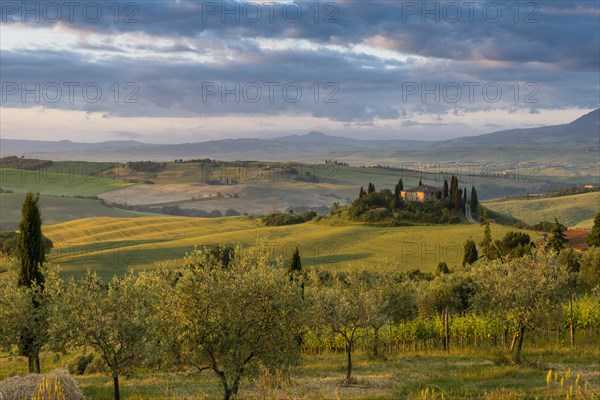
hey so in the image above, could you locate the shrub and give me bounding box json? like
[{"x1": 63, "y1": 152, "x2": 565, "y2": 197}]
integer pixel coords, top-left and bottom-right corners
[
  {"x1": 263, "y1": 211, "x2": 316, "y2": 226},
  {"x1": 360, "y1": 208, "x2": 392, "y2": 223},
  {"x1": 67, "y1": 354, "x2": 95, "y2": 375},
  {"x1": 225, "y1": 208, "x2": 241, "y2": 217},
  {"x1": 0, "y1": 231, "x2": 53, "y2": 256}
]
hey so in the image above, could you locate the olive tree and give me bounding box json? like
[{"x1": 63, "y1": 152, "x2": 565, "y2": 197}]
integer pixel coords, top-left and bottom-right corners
[
  {"x1": 579, "y1": 247, "x2": 600, "y2": 289},
  {"x1": 156, "y1": 241, "x2": 305, "y2": 400},
  {"x1": 310, "y1": 271, "x2": 370, "y2": 384},
  {"x1": 364, "y1": 274, "x2": 415, "y2": 357},
  {"x1": 47, "y1": 271, "x2": 152, "y2": 400},
  {"x1": 471, "y1": 248, "x2": 570, "y2": 363},
  {"x1": 417, "y1": 270, "x2": 473, "y2": 352}
]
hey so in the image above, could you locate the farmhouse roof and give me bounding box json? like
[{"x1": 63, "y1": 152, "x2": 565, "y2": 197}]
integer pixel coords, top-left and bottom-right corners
[{"x1": 402, "y1": 185, "x2": 440, "y2": 193}]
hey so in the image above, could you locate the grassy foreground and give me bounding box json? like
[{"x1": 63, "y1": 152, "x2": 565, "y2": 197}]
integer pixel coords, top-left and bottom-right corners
[
  {"x1": 1, "y1": 346, "x2": 599, "y2": 399},
  {"x1": 42, "y1": 216, "x2": 541, "y2": 278}
]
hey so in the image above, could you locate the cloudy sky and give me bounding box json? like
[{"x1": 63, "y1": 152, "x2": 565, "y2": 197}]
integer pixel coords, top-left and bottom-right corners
[{"x1": 1, "y1": 0, "x2": 598, "y2": 143}]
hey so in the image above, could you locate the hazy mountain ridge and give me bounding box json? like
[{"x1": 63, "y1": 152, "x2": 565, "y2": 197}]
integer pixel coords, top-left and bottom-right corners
[{"x1": 1, "y1": 109, "x2": 598, "y2": 163}]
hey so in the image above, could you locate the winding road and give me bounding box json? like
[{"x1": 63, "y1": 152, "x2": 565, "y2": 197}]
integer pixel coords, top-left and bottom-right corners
[{"x1": 465, "y1": 204, "x2": 478, "y2": 224}]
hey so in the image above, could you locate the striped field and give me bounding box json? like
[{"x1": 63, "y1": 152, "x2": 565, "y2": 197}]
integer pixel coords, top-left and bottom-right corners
[
  {"x1": 484, "y1": 191, "x2": 600, "y2": 229},
  {"x1": 43, "y1": 216, "x2": 541, "y2": 279}
]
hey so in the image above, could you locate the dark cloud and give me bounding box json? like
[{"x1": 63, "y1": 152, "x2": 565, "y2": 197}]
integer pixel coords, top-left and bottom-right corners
[{"x1": 1, "y1": 0, "x2": 598, "y2": 123}]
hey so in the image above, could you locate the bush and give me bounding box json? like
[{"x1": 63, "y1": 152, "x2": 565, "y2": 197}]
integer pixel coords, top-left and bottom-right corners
[
  {"x1": 532, "y1": 220, "x2": 567, "y2": 232},
  {"x1": 360, "y1": 208, "x2": 392, "y2": 223},
  {"x1": 84, "y1": 356, "x2": 106, "y2": 375},
  {"x1": 0, "y1": 231, "x2": 53, "y2": 256},
  {"x1": 124, "y1": 161, "x2": 166, "y2": 173},
  {"x1": 67, "y1": 354, "x2": 95, "y2": 375},
  {"x1": 225, "y1": 208, "x2": 241, "y2": 217},
  {"x1": 263, "y1": 211, "x2": 316, "y2": 226}
]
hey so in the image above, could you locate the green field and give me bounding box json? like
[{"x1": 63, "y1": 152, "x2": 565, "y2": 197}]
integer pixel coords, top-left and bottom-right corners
[
  {"x1": 0, "y1": 193, "x2": 152, "y2": 230},
  {"x1": 0, "y1": 160, "x2": 579, "y2": 230},
  {"x1": 0, "y1": 162, "x2": 132, "y2": 196},
  {"x1": 484, "y1": 192, "x2": 600, "y2": 229},
  {"x1": 42, "y1": 216, "x2": 540, "y2": 279}
]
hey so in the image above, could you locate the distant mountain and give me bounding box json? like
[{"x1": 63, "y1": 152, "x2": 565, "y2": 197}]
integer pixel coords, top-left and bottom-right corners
[
  {"x1": 1, "y1": 109, "x2": 598, "y2": 163},
  {"x1": 0, "y1": 139, "x2": 154, "y2": 155},
  {"x1": 441, "y1": 109, "x2": 600, "y2": 147}
]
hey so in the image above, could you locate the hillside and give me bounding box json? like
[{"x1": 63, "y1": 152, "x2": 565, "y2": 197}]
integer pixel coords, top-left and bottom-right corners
[
  {"x1": 2, "y1": 160, "x2": 562, "y2": 230},
  {"x1": 442, "y1": 109, "x2": 600, "y2": 147},
  {"x1": 43, "y1": 216, "x2": 540, "y2": 279},
  {"x1": 0, "y1": 193, "x2": 152, "y2": 230},
  {"x1": 484, "y1": 191, "x2": 600, "y2": 229}
]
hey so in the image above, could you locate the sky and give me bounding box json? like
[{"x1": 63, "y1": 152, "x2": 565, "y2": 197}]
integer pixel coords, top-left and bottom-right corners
[{"x1": 1, "y1": 0, "x2": 599, "y2": 143}]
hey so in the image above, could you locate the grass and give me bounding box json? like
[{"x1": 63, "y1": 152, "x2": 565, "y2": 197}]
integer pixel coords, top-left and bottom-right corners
[
  {"x1": 1, "y1": 161, "x2": 584, "y2": 227},
  {"x1": 1, "y1": 345, "x2": 598, "y2": 399},
  {"x1": 0, "y1": 193, "x2": 153, "y2": 230},
  {"x1": 41, "y1": 216, "x2": 541, "y2": 279},
  {"x1": 484, "y1": 192, "x2": 600, "y2": 229},
  {"x1": 0, "y1": 163, "x2": 133, "y2": 197}
]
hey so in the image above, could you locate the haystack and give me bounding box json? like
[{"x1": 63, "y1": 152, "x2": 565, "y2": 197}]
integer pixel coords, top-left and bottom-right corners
[{"x1": 0, "y1": 368, "x2": 83, "y2": 400}]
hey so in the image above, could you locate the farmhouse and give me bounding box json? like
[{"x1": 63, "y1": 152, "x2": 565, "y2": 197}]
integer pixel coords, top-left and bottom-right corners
[{"x1": 401, "y1": 184, "x2": 441, "y2": 202}]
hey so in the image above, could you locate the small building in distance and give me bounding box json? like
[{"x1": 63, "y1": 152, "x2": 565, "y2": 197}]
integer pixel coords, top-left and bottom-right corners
[{"x1": 401, "y1": 184, "x2": 441, "y2": 202}]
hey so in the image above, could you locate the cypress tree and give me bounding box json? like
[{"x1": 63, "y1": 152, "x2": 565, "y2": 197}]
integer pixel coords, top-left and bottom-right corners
[
  {"x1": 479, "y1": 210, "x2": 495, "y2": 260},
  {"x1": 463, "y1": 238, "x2": 478, "y2": 266},
  {"x1": 18, "y1": 192, "x2": 45, "y2": 288},
  {"x1": 436, "y1": 261, "x2": 450, "y2": 275},
  {"x1": 462, "y1": 188, "x2": 467, "y2": 214},
  {"x1": 288, "y1": 247, "x2": 304, "y2": 299},
  {"x1": 17, "y1": 191, "x2": 45, "y2": 373},
  {"x1": 443, "y1": 179, "x2": 448, "y2": 200},
  {"x1": 586, "y1": 212, "x2": 600, "y2": 247},
  {"x1": 393, "y1": 184, "x2": 401, "y2": 209},
  {"x1": 398, "y1": 178, "x2": 403, "y2": 191},
  {"x1": 450, "y1": 176, "x2": 460, "y2": 209},
  {"x1": 289, "y1": 247, "x2": 302, "y2": 276},
  {"x1": 546, "y1": 217, "x2": 567, "y2": 253},
  {"x1": 470, "y1": 186, "x2": 479, "y2": 216},
  {"x1": 367, "y1": 182, "x2": 375, "y2": 194},
  {"x1": 418, "y1": 179, "x2": 423, "y2": 186},
  {"x1": 359, "y1": 186, "x2": 365, "y2": 199}
]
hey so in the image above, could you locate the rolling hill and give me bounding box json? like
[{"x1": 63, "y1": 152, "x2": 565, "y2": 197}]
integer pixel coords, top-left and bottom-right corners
[
  {"x1": 0, "y1": 193, "x2": 153, "y2": 231},
  {"x1": 2, "y1": 160, "x2": 561, "y2": 230},
  {"x1": 43, "y1": 216, "x2": 540, "y2": 279},
  {"x1": 484, "y1": 191, "x2": 600, "y2": 229}
]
